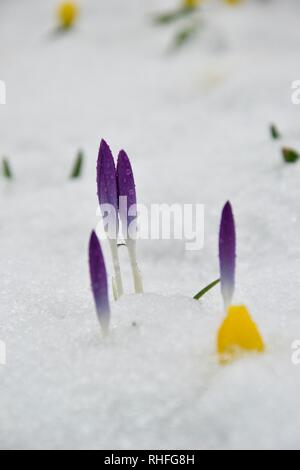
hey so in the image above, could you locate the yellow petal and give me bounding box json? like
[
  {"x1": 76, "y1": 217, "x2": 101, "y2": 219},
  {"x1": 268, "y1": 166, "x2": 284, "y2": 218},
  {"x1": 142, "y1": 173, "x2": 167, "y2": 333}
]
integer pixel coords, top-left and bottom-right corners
[
  {"x1": 217, "y1": 305, "x2": 264, "y2": 364},
  {"x1": 58, "y1": 2, "x2": 79, "y2": 29}
]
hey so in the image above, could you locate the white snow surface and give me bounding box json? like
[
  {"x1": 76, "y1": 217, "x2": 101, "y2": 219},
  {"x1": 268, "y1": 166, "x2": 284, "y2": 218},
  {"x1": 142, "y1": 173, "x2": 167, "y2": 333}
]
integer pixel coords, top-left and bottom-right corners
[{"x1": 1, "y1": 0, "x2": 300, "y2": 450}]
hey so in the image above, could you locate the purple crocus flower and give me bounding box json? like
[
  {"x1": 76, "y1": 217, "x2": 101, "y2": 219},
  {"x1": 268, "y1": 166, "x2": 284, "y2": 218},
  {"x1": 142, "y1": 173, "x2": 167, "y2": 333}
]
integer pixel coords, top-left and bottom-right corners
[
  {"x1": 117, "y1": 149, "x2": 137, "y2": 239},
  {"x1": 117, "y1": 149, "x2": 143, "y2": 294},
  {"x1": 97, "y1": 139, "x2": 124, "y2": 298},
  {"x1": 219, "y1": 201, "x2": 236, "y2": 309},
  {"x1": 89, "y1": 230, "x2": 110, "y2": 334},
  {"x1": 97, "y1": 139, "x2": 119, "y2": 238}
]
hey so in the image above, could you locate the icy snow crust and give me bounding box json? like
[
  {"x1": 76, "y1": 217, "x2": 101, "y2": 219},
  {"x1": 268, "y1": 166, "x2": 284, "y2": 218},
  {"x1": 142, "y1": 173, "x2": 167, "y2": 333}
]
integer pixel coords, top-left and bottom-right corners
[{"x1": 1, "y1": 0, "x2": 300, "y2": 450}]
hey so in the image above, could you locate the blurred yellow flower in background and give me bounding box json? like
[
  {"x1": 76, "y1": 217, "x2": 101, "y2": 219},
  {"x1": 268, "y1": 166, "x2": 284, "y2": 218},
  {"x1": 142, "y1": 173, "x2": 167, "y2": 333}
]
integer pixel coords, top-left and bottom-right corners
[
  {"x1": 223, "y1": 0, "x2": 243, "y2": 5},
  {"x1": 183, "y1": 0, "x2": 201, "y2": 9},
  {"x1": 183, "y1": 0, "x2": 243, "y2": 9},
  {"x1": 58, "y1": 2, "x2": 79, "y2": 29}
]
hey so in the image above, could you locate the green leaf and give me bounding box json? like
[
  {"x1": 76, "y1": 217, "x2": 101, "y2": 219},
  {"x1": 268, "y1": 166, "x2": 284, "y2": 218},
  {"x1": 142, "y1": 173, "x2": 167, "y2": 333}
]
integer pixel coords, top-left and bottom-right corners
[
  {"x1": 173, "y1": 23, "x2": 199, "y2": 49},
  {"x1": 2, "y1": 158, "x2": 13, "y2": 179},
  {"x1": 70, "y1": 150, "x2": 84, "y2": 179},
  {"x1": 154, "y1": 7, "x2": 195, "y2": 25},
  {"x1": 194, "y1": 279, "x2": 220, "y2": 301},
  {"x1": 282, "y1": 147, "x2": 300, "y2": 164},
  {"x1": 270, "y1": 124, "x2": 281, "y2": 140}
]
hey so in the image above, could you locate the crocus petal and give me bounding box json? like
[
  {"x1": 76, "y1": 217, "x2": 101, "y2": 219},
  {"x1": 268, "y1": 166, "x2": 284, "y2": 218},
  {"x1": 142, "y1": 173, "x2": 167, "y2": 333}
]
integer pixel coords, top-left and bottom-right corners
[
  {"x1": 89, "y1": 231, "x2": 110, "y2": 333},
  {"x1": 217, "y1": 305, "x2": 265, "y2": 364},
  {"x1": 117, "y1": 150, "x2": 137, "y2": 238},
  {"x1": 97, "y1": 139, "x2": 119, "y2": 236},
  {"x1": 219, "y1": 201, "x2": 236, "y2": 308}
]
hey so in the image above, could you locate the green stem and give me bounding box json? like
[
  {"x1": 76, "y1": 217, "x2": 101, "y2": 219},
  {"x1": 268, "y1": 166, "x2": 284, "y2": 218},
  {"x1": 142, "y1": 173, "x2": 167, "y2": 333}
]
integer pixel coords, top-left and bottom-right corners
[
  {"x1": 270, "y1": 124, "x2": 281, "y2": 140},
  {"x1": 194, "y1": 279, "x2": 220, "y2": 301},
  {"x1": 70, "y1": 151, "x2": 84, "y2": 179},
  {"x1": 154, "y1": 7, "x2": 196, "y2": 25},
  {"x1": 2, "y1": 158, "x2": 13, "y2": 179}
]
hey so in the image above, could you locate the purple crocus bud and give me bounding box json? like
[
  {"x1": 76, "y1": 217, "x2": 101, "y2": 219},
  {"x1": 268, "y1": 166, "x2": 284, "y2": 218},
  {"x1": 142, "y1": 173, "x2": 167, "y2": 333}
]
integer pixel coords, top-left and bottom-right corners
[
  {"x1": 117, "y1": 150, "x2": 137, "y2": 239},
  {"x1": 97, "y1": 139, "x2": 119, "y2": 238},
  {"x1": 219, "y1": 201, "x2": 236, "y2": 309},
  {"x1": 89, "y1": 231, "x2": 110, "y2": 334},
  {"x1": 117, "y1": 150, "x2": 143, "y2": 294}
]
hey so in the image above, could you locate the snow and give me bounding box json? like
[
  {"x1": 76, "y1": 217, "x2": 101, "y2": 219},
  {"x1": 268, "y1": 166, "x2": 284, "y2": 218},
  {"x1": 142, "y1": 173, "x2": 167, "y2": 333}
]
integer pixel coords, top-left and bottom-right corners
[{"x1": 1, "y1": 0, "x2": 300, "y2": 450}]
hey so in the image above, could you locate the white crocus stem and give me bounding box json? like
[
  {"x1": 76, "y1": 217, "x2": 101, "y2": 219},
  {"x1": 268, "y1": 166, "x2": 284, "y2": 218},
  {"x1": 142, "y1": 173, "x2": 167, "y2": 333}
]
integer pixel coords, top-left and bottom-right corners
[
  {"x1": 112, "y1": 277, "x2": 118, "y2": 302},
  {"x1": 109, "y1": 238, "x2": 123, "y2": 299},
  {"x1": 126, "y1": 239, "x2": 143, "y2": 294}
]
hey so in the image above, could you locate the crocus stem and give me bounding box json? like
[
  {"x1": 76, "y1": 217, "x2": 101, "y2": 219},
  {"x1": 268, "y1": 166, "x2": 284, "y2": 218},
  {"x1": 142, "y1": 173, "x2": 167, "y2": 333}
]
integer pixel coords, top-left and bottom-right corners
[
  {"x1": 112, "y1": 277, "x2": 118, "y2": 301},
  {"x1": 126, "y1": 239, "x2": 143, "y2": 294},
  {"x1": 109, "y1": 238, "x2": 124, "y2": 299}
]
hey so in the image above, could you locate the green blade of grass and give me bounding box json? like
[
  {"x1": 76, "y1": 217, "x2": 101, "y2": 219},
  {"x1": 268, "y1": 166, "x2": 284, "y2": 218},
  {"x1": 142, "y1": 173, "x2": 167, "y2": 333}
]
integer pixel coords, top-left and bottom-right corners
[
  {"x1": 154, "y1": 7, "x2": 195, "y2": 25},
  {"x1": 70, "y1": 151, "x2": 84, "y2": 179},
  {"x1": 194, "y1": 279, "x2": 220, "y2": 301},
  {"x1": 2, "y1": 158, "x2": 13, "y2": 179},
  {"x1": 172, "y1": 22, "x2": 200, "y2": 49},
  {"x1": 270, "y1": 124, "x2": 281, "y2": 140}
]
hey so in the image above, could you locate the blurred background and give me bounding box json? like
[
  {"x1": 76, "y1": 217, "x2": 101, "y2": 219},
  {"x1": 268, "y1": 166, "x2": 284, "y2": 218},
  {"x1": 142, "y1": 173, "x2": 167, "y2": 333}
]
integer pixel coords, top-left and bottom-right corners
[{"x1": 1, "y1": 0, "x2": 300, "y2": 188}]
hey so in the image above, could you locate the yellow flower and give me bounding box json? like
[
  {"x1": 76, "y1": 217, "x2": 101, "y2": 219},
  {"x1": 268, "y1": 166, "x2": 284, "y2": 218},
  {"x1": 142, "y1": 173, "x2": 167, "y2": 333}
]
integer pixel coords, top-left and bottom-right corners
[
  {"x1": 183, "y1": 0, "x2": 201, "y2": 9},
  {"x1": 58, "y1": 2, "x2": 79, "y2": 29},
  {"x1": 217, "y1": 305, "x2": 265, "y2": 364},
  {"x1": 223, "y1": 0, "x2": 243, "y2": 5}
]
